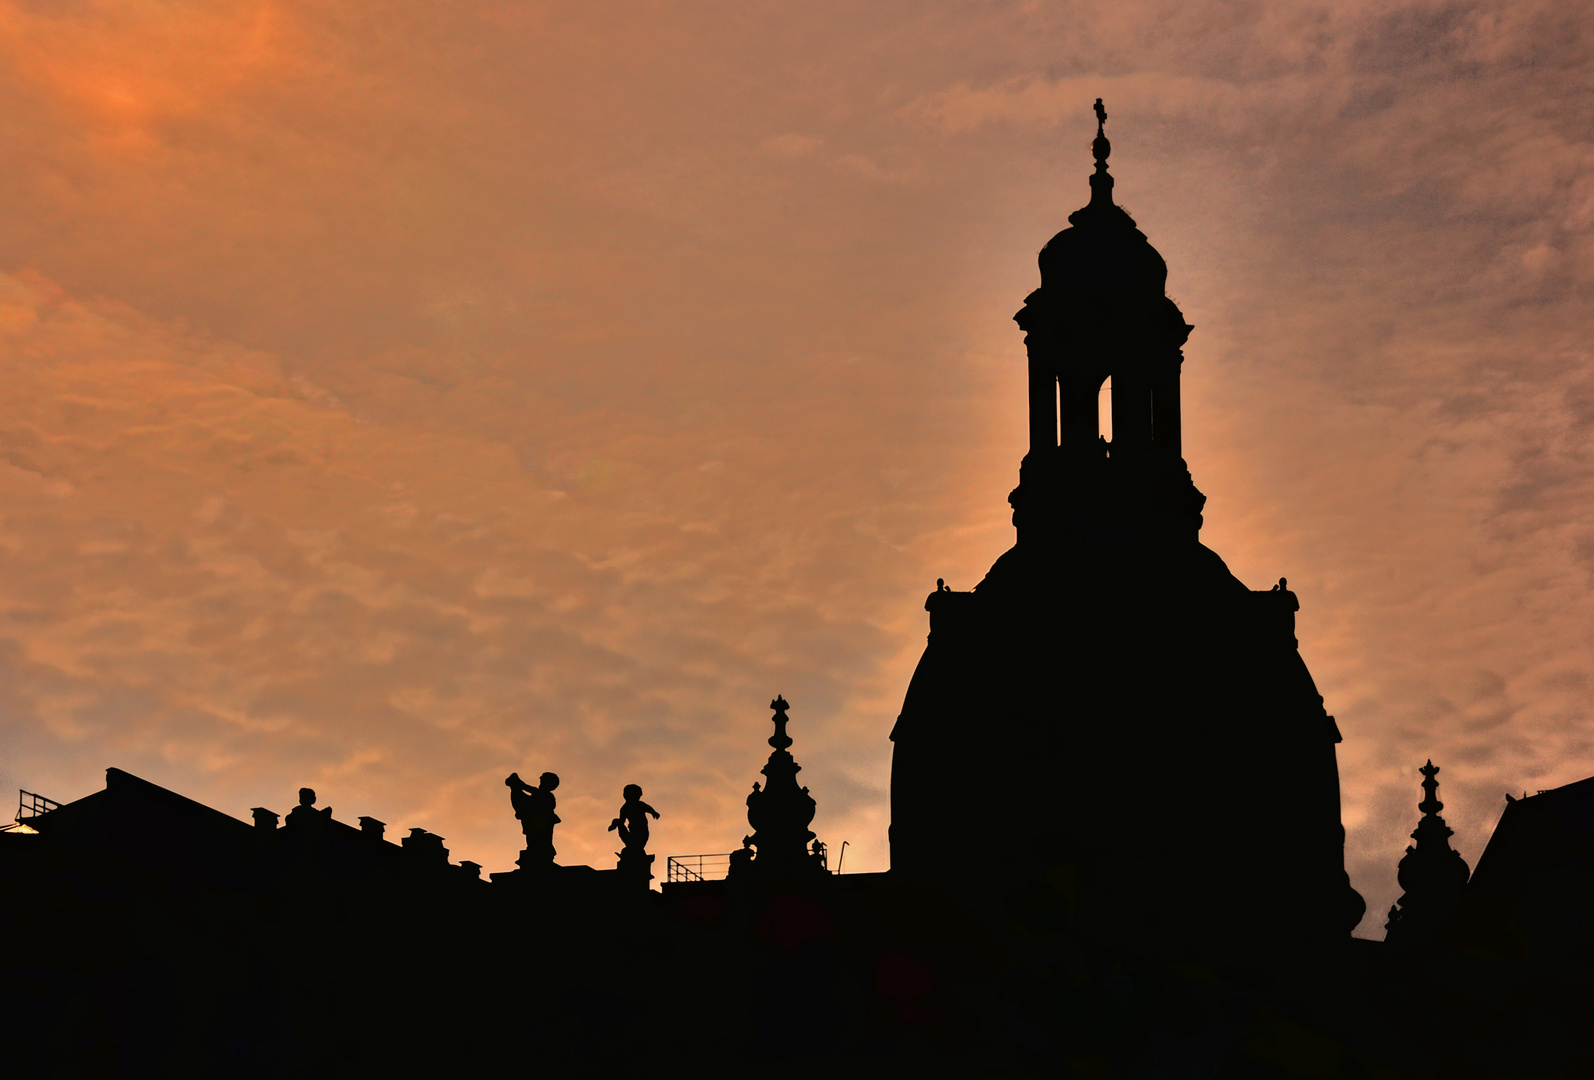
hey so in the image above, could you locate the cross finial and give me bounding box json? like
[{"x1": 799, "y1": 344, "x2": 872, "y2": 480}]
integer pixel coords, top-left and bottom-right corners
[{"x1": 1090, "y1": 98, "x2": 1112, "y2": 182}]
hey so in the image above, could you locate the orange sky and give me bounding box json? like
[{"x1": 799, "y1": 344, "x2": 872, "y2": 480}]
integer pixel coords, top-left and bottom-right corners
[{"x1": 2, "y1": 1, "x2": 1592, "y2": 934}]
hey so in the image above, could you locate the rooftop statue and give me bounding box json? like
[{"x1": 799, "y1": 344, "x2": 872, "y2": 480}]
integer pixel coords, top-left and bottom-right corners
[
  {"x1": 284, "y1": 786, "x2": 332, "y2": 829},
  {"x1": 609, "y1": 783, "x2": 660, "y2": 883},
  {"x1": 506, "y1": 770, "x2": 560, "y2": 870}
]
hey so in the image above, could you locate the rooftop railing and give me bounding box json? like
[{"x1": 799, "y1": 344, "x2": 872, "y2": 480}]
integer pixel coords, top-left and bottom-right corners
[
  {"x1": 666, "y1": 853, "x2": 734, "y2": 883},
  {"x1": 666, "y1": 845, "x2": 841, "y2": 881},
  {"x1": 16, "y1": 790, "x2": 59, "y2": 821}
]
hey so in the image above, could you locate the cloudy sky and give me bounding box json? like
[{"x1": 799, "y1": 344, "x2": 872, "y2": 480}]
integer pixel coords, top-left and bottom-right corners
[{"x1": 1, "y1": 1, "x2": 1591, "y2": 934}]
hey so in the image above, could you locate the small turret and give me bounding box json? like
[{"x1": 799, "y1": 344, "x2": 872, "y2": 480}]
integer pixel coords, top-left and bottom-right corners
[
  {"x1": 1384, "y1": 760, "x2": 1471, "y2": 949},
  {"x1": 729, "y1": 696, "x2": 827, "y2": 881}
]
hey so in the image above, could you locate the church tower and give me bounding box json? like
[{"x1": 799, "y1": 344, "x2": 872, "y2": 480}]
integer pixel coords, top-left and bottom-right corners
[{"x1": 889, "y1": 102, "x2": 1365, "y2": 957}]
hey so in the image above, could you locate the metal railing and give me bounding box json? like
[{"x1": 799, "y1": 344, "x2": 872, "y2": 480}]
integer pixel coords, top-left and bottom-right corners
[
  {"x1": 16, "y1": 790, "x2": 59, "y2": 822},
  {"x1": 665, "y1": 845, "x2": 848, "y2": 881},
  {"x1": 666, "y1": 853, "x2": 734, "y2": 883}
]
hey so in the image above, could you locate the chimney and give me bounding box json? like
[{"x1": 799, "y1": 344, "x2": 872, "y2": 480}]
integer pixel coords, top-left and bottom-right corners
[
  {"x1": 251, "y1": 808, "x2": 279, "y2": 831},
  {"x1": 402, "y1": 828, "x2": 449, "y2": 866},
  {"x1": 358, "y1": 816, "x2": 386, "y2": 842}
]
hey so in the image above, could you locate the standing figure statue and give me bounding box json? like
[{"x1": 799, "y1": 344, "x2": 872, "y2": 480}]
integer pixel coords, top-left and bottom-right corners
[
  {"x1": 609, "y1": 783, "x2": 660, "y2": 883},
  {"x1": 609, "y1": 784, "x2": 661, "y2": 851},
  {"x1": 506, "y1": 771, "x2": 560, "y2": 869}
]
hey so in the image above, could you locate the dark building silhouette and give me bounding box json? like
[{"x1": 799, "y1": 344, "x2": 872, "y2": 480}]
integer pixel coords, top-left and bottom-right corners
[
  {"x1": 890, "y1": 100, "x2": 1363, "y2": 956},
  {"x1": 1441, "y1": 775, "x2": 1594, "y2": 979},
  {"x1": 1361, "y1": 772, "x2": 1594, "y2": 1077}
]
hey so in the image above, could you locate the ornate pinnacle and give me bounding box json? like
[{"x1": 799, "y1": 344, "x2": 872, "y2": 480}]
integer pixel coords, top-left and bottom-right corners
[
  {"x1": 731, "y1": 694, "x2": 822, "y2": 882},
  {"x1": 1385, "y1": 758, "x2": 1470, "y2": 947},
  {"x1": 769, "y1": 694, "x2": 792, "y2": 750}
]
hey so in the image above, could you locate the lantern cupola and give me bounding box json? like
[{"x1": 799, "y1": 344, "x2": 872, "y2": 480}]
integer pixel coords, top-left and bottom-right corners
[{"x1": 1011, "y1": 98, "x2": 1203, "y2": 546}]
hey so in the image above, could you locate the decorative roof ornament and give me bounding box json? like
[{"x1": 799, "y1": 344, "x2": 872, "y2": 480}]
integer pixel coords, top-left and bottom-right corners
[
  {"x1": 1418, "y1": 758, "x2": 1443, "y2": 817},
  {"x1": 728, "y1": 695, "x2": 828, "y2": 881},
  {"x1": 1384, "y1": 759, "x2": 1471, "y2": 950}
]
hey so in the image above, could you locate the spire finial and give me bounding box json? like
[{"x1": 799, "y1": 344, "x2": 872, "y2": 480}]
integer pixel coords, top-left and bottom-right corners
[
  {"x1": 1092, "y1": 98, "x2": 1110, "y2": 168},
  {"x1": 1088, "y1": 98, "x2": 1114, "y2": 208},
  {"x1": 1419, "y1": 759, "x2": 1443, "y2": 816},
  {"x1": 769, "y1": 694, "x2": 792, "y2": 750}
]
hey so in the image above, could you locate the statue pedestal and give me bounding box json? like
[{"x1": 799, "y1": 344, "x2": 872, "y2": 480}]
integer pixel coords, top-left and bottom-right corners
[
  {"x1": 488, "y1": 850, "x2": 560, "y2": 888},
  {"x1": 489, "y1": 862, "x2": 604, "y2": 893},
  {"x1": 616, "y1": 848, "x2": 654, "y2": 886},
  {"x1": 515, "y1": 848, "x2": 557, "y2": 873}
]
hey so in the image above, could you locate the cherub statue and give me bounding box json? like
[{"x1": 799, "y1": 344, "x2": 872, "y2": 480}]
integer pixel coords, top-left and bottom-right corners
[
  {"x1": 506, "y1": 771, "x2": 560, "y2": 866},
  {"x1": 608, "y1": 784, "x2": 661, "y2": 853}
]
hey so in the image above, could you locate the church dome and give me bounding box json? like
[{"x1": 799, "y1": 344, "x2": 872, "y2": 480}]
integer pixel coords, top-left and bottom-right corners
[
  {"x1": 1035, "y1": 101, "x2": 1169, "y2": 296},
  {"x1": 1037, "y1": 205, "x2": 1168, "y2": 294}
]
